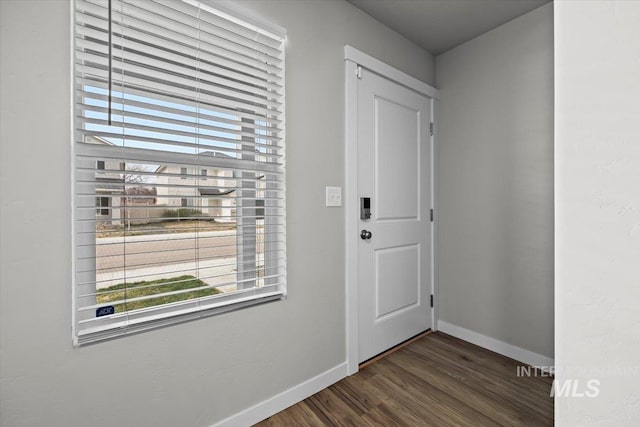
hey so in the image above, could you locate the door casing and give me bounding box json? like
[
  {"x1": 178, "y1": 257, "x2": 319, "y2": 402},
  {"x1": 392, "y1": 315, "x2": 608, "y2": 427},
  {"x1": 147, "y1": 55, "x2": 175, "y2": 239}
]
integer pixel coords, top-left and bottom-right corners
[{"x1": 344, "y1": 45, "x2": 440, "y2": 375}]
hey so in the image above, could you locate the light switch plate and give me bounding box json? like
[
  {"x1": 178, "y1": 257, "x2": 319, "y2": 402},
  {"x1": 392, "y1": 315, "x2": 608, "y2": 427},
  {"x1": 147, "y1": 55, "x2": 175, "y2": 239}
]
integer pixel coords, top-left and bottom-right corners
[{"x1": 325, "y1": 186, "x2": 342, "y2": 207}]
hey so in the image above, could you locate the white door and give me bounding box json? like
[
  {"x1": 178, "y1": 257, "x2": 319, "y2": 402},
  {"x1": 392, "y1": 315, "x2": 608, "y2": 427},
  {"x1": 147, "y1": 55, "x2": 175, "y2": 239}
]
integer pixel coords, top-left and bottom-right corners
[{"x1": 357, "y1": 67, "x2": 432, "y2": 362}]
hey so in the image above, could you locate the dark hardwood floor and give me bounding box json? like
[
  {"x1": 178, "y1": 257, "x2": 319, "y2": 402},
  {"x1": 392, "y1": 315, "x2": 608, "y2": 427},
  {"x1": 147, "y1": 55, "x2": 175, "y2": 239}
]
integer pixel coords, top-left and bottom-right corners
[{"x1": 256, "y1": 332, "x2": 553, "y2": 426}]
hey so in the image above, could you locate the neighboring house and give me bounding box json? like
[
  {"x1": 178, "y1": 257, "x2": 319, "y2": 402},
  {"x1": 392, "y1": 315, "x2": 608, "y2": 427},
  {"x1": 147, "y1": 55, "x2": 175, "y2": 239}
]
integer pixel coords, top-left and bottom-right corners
[
  {"x1": 89, "y1": 135, "x2": 124, "y2": 225},
  {"x1": 155, "y1": 151, "x2": 238, "y2": 222},
  {"x1": 89, "y1": 139, "x2": 253, "y2": 226},
  {"x1": 88, "y1": 135, "x2": 156, "y2": 226}
]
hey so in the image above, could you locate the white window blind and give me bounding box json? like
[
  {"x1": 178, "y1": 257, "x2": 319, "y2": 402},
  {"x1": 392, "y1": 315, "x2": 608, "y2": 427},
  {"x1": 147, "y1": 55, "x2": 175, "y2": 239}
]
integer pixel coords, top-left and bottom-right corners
[{"x1": 73, "y1": 0, "x2": 286, "y2": 345}]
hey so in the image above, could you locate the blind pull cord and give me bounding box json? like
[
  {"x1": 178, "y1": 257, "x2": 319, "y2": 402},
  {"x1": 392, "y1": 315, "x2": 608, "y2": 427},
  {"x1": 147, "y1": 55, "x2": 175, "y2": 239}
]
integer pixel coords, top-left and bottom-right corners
[{"x1": 107, "y1": 0, "x2": 112, "y2": 126}]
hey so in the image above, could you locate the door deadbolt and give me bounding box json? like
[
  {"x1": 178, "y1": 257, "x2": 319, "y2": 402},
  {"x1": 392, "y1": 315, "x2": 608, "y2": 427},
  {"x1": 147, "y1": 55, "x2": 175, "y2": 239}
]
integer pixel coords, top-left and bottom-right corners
[
  {"x1": 360, "y1": 229, "x2": 372, "y2": 240},
  {"x1": 360, "y1": 197, "x2": 371, "y2": 220}
]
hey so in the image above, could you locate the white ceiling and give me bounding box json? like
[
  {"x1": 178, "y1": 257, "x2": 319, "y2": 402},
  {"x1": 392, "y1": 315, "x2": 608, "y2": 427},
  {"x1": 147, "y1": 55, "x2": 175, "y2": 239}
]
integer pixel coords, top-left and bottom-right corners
[{"x1": 347, "y1": 0, "x2": 551, "y2": 55}]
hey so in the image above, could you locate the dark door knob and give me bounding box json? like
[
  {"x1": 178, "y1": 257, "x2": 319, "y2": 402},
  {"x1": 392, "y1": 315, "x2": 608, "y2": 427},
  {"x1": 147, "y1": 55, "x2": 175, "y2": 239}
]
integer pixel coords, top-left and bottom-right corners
[{"x1": 360, "y1": 230, "x2": 372, "y2": 240}]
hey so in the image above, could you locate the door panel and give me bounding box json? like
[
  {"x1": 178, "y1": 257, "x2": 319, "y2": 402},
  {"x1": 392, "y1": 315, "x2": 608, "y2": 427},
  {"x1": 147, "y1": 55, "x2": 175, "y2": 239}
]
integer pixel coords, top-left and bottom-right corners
[
  {"x1": 358, "y1": 68, "x2": 432, "y2": 362},
  {"x1": 374, "y1": 97, "x2": 420, "y2": 221},
  {"x1": 375, "y1": 244, "x2": 420, "y2": 318}
]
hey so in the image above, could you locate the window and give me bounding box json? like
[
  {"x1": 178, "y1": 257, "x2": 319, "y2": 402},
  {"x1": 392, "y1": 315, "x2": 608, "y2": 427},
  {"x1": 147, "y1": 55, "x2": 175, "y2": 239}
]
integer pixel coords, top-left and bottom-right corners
[
  {"x1": 73, "y1": 0, "x2": 286, "y2": 344},
  {"x1": 96, "y1": 196, "x2": 109, "y2": 216}
]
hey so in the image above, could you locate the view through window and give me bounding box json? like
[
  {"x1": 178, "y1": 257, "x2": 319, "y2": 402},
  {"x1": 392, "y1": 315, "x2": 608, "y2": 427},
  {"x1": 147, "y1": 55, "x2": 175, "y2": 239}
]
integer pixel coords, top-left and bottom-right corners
[{"x1": 73, "y1": 0, "x2": 286, "y2": 344}]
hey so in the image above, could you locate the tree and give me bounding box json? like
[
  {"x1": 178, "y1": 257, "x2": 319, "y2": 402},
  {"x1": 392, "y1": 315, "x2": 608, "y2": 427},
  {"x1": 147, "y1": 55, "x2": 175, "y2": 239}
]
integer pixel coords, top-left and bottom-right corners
[{"x1": 121, "y1": 163, "x2": 156, "y2": 230}]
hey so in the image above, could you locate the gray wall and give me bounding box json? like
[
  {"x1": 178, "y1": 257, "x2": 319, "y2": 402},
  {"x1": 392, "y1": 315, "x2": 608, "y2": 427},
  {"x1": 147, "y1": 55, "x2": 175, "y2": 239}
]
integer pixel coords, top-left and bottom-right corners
[
  {"x1": 555, "y1": 1, "x2": 640, "y2": 424},
  {"x1": 0, "y1": 1, "x2": 434, "y2": 426},
  {"x1": 435, "y1": 4, "x2": 554, "y2": 358}
]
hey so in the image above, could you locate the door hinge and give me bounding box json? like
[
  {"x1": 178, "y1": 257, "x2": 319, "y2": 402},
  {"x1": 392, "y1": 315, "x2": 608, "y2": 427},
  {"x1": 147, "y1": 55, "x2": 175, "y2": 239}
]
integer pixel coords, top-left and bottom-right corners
[
  {"x1": 429, "y1": 122, "x2": 434, "y2": 136},
  {"x1": 356, "y1": 65, "x2": 362, "y2": 79},
  {"x1": 430, "y1": 294, "x2": 434, "y2": 308},
  {"x1": 430, "y1": 209, "x2": 434, "y2": 222}
]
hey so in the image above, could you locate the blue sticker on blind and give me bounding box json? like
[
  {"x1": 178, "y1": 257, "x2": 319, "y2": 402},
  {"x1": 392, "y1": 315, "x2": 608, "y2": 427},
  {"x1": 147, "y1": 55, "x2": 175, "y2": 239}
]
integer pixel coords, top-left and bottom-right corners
[{"x1": 96, "y1": 306, "x2": 115, "y2": 317}]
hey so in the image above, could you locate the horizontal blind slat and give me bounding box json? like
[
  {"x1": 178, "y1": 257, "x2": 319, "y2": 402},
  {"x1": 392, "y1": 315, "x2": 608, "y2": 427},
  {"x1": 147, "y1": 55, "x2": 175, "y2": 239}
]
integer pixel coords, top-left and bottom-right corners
[
  {"x1": 75, "y1": 26, "x2": 283, "y2": 92},
  {"x1": 75, "y1": 36, "x2": 283, "y2": 99},
  {"x1": 77, "y1": 285, "x2": 284, "y2": 328},
  {"x1": 75, "y1": 129, "x2": 285, "y2": 161},
  {"x1": 78, "y1": 0, "x2": 284, "y2": 72},
  {"x1": 75, "y1": 83, "x2": 284, "y2": 127},
  {"x1": 76, "y1": 145, "x2": 285, "y2": 176},
  {"x1": 81, "y1": 0, "x2": 285, "y2": 64},
  {"x1": 75, "y1": 17, "x2": 283, "y2": 85},
  {"x1": 153, "y1": 0, "x2": 283, "y2": 50},
  {"x1": 80, "y1": 259, "x2": 286, "y2": 290},
  {"x1": 76, "y1": 118, "x2": 284, "y2": 155},
  {"x1": 78, "y1": 104, "x2": 284, "y2": 144},
  {"x1": 76, "y1": 118, "x2": 284, "y2": 153},
  {"x1": 129, "y1": 0, "x2": 283, "y2": 62},
  {"x1": 80, "y1": 272, "x2": 286, "y2": 306},
  {"x1": 75, "y1": 61, "x2": 283, "y2": 115},
  {"x1": 75, "y1": 46, "x2": 283, "y2": 106}
]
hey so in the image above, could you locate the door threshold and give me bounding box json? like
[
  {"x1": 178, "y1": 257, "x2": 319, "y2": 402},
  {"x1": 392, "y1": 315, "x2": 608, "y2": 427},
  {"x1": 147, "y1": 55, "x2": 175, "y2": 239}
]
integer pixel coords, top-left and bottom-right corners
[{"x1": 359, "y1": 329, "x2": 433, "y2": 369}]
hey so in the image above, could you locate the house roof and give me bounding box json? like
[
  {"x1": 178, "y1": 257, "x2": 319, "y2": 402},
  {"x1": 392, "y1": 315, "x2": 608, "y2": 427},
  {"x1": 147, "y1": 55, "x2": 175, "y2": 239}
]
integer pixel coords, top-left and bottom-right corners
[
  {"x1": 86, "y1": 135, "x2": 115, "y2": 146},
  {"x1": 198, "y1": 188, "x2": 235, "y2": 196},
  {"x1": 155, "y1": 151, "x2": 234, "y2": 173}
]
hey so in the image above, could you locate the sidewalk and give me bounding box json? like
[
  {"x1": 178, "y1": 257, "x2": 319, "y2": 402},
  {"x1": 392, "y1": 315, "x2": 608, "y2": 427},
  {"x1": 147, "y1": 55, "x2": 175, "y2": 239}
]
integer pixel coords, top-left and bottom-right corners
[
  {"x1": 97, "y1": 229, "x2": 236, "y2": 244},
  {"x1": 96, "y1": 256, "x2": 238, "y2": 292}
]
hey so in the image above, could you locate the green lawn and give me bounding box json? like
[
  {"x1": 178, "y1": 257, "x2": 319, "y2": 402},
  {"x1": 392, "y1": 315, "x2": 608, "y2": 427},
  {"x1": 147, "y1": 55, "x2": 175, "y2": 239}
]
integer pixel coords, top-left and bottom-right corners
[{"x1": 96, "y1": 275, "x2": 221, "y2": 313}]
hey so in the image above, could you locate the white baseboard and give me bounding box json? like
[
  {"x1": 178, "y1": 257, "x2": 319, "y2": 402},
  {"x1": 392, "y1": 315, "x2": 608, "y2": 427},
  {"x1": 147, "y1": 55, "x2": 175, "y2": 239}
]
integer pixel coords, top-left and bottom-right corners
[
  {"x1": 213, "y1": 362, "x2": 348, "y2": 427},
  {"x1": 437, "y1": 320, "x2": 554, "y2": 368}
]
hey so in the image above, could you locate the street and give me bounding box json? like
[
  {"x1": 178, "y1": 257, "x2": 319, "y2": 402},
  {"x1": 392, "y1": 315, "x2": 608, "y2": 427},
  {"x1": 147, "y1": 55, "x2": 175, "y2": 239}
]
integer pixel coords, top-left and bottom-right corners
[
  {"x1": 95, "y1": 230, "x2": 237, "y2": 273},
  {"x1": 94, "y1": 230, "x2": 242, "y2": 290}
]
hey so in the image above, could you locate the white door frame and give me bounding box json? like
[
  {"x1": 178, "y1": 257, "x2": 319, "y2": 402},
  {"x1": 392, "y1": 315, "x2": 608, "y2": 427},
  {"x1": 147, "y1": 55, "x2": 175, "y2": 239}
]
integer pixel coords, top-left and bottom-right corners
[{"x1": 344, "y1": 45, "x2": 440, "y2": 375}]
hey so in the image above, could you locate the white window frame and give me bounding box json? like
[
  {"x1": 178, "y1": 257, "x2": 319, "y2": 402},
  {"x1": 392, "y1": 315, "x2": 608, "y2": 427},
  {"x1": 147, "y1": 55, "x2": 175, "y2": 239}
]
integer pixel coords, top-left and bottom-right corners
[{"x1": 71, "y1": 0, "x2": 287, "y2": 345}]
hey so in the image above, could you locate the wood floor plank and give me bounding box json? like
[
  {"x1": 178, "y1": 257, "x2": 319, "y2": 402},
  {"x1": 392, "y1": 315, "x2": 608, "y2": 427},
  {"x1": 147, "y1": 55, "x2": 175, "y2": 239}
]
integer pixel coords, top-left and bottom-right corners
[
  {"x1": 431, "y1": 333, "x2": 553, "y2": 392},
  {"x1": 360, "y1": 403, "x2": 410, "y2": 426},
  {"x1": 407, "y1": 336, "x2": 554, "y2": 421},
  {"x1": 360, "y1": 373, "x2": 442, "y2": 425},
  {"x1": 388, "y1": 349, "x2": 543, "y2": 426},
  {"x1": 255, "y1": 332, "x2": 554, "y2": 426},
  {"x1": 260, "y1": 400, "x2": 325, "y2": 427},
  {"x1": 330, "y1": 376, "x2": 381, "y2": 416},
  {"x1": 305, "y1": 388, "x2": 362, "y2": 426},
  {"x1": 410, "y1": 336, "x2": 553, "y2": 400}
]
